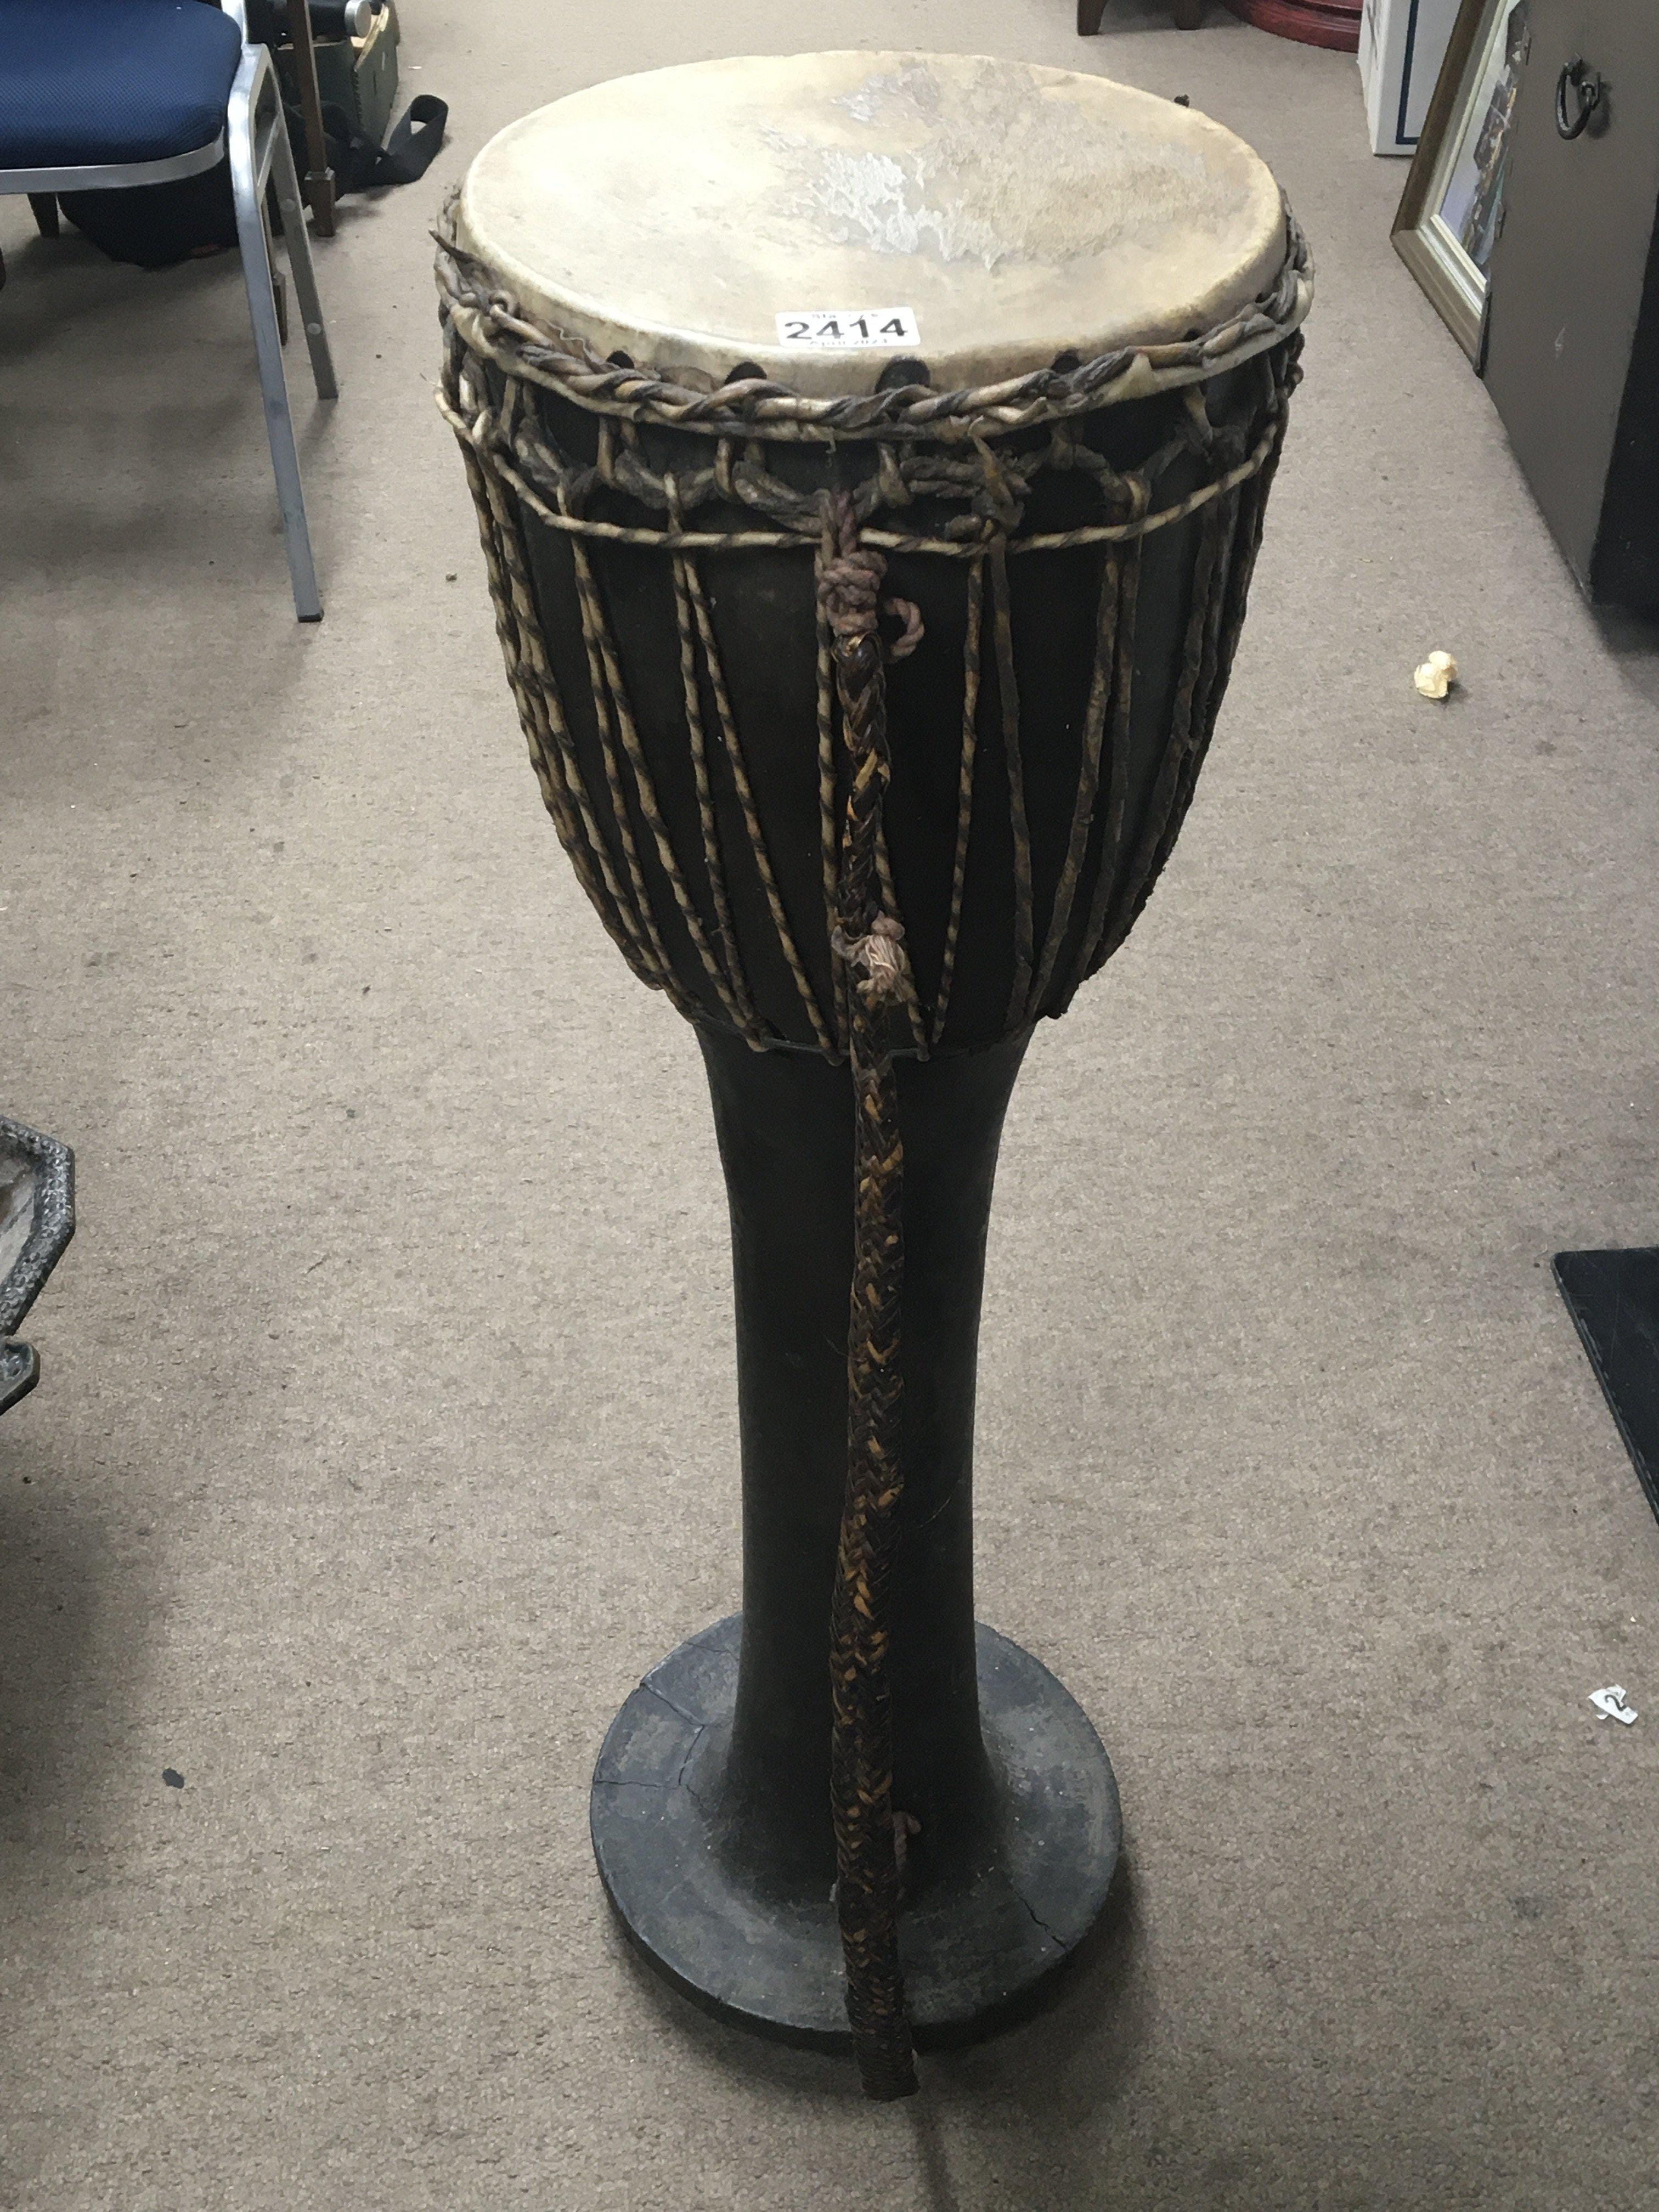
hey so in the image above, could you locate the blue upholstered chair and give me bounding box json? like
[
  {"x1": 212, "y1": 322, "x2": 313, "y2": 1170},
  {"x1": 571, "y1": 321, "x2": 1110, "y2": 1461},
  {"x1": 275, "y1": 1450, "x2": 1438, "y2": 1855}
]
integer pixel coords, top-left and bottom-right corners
[{"x1": 0, "y1": 0, "x2": 337, "y2": 619}]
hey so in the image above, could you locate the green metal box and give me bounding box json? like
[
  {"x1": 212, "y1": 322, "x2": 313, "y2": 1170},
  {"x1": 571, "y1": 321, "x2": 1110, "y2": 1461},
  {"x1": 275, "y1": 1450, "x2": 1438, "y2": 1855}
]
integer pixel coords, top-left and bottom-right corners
[{"x1": 279, "y1": 1, "x2": 400, "y2": 148}]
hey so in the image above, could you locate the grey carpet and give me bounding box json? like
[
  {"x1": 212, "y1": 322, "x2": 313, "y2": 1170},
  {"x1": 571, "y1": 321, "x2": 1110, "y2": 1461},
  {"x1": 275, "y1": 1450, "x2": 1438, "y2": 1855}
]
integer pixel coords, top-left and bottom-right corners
[{"x1": 4, "y1": 4, "x2": 1658, "y2": 2206}]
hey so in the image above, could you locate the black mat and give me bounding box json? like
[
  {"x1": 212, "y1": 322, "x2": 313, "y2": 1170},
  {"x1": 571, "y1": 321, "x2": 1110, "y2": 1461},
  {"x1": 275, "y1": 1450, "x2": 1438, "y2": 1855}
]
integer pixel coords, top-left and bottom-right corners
[{"x1": 1555, "y1": 1246, "x2": 1659, "y2": 1526}]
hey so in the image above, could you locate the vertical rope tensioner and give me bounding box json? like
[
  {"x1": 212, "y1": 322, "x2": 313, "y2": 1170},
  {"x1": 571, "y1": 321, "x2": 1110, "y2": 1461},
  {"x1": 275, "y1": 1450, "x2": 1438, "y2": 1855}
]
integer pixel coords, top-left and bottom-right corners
[{"x1": 819, "y1": 490, "x2": 924, "y2": 2102}]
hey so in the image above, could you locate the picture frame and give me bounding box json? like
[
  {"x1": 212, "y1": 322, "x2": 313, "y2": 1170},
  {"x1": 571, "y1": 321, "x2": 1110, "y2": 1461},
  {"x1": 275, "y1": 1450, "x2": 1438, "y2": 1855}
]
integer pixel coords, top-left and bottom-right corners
[{"x1": 1391, "y1": 0, "x2": 1530, "y2": 363}]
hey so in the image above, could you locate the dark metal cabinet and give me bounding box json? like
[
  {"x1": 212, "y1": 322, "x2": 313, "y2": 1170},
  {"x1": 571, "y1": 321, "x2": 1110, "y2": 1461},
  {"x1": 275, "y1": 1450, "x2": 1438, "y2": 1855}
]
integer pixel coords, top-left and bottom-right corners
[{"x1": 1484, "y1": 1, "x2": 1659, "y2": 607}]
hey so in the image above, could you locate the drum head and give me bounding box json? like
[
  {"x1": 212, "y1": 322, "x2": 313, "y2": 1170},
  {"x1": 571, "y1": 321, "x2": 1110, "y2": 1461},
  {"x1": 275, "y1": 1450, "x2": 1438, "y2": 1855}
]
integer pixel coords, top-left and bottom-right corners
[{"x1": 455, "y1": 51, "x2": 1289, "y2": 398}]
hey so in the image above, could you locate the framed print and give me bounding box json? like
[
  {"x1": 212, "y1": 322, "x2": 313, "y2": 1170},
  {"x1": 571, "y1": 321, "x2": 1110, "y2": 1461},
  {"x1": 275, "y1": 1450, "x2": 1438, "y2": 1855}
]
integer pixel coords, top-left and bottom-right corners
[
  {"x1": 1359, "y1": 0, "x2": 1463, "y2": 156},
  {"x1": 1392, "y1": 0, "x2": 1530, "y2": 361}
]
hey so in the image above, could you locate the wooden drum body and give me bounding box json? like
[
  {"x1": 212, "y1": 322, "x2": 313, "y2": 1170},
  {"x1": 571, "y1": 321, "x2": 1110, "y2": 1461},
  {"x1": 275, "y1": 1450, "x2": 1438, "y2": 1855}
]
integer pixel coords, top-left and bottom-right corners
[
  {"x1": 448, "y1": 346, "x2": 1300, "y2": 1056},
  {"x1": 439, "y1": 51, "x2": 1310, "y2": 2090}
]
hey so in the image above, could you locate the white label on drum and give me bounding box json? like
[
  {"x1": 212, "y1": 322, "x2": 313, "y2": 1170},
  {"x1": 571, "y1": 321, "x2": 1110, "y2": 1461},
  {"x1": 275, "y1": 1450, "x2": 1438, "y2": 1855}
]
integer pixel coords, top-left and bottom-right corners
[{"x1": 775, "y1": 309, "x2": 920, "y2": 350}]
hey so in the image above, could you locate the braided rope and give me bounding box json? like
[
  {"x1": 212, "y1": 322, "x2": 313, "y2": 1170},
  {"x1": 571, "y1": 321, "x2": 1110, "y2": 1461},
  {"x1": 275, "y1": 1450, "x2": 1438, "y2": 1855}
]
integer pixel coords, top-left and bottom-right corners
[{"x1": 819, "y1": 490, "x2": 922, "y2": 2102}]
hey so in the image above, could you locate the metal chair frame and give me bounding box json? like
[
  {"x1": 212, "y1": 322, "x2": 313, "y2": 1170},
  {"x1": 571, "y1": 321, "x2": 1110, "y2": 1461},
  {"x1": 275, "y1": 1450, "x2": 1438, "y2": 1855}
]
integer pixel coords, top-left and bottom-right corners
[{"x1": 0, "y1": 0, "x2": 338, "y2": 619}]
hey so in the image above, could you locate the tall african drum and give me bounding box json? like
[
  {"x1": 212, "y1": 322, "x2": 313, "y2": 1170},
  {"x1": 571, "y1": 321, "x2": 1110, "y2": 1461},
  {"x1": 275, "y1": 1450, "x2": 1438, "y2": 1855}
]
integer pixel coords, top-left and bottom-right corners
[{"x1": 438, "y1": 52, "x2": 1310, "y2": 2098}]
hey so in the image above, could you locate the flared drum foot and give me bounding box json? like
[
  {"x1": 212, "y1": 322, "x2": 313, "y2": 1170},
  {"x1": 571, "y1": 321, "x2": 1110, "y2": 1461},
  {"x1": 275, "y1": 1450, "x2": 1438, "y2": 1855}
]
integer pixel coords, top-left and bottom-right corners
[{"x1": 590, "y1": 1617, "x2": 1121, "y2": 2050}]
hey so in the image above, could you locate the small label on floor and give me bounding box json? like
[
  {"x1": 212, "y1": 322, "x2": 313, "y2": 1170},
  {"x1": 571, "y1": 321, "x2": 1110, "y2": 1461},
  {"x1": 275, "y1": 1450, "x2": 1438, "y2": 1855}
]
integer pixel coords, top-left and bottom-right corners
[
  {"x1": 775, "y1": 310, "x2": 920, "y2": 349},
  {"x1": 1590, "y1": 1685, "x2": 1638, "y2": 1724}
]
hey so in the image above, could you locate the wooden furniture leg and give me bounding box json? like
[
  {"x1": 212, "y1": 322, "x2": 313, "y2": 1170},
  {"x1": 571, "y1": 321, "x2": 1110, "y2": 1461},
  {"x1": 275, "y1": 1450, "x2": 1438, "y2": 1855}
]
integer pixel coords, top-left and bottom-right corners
[
  {"x1": 28, "y1": 192, "x2": 60, "y2": 235},
  {"x1": 1079, "y1": 0, "x2": 1205, "y2": 29},
  {"x1": 1220, "y1": 0, "x2": 1363, "y2": 48},
  {"x1": 283, "y1": 0, "x2": 336, "y2": 238}
]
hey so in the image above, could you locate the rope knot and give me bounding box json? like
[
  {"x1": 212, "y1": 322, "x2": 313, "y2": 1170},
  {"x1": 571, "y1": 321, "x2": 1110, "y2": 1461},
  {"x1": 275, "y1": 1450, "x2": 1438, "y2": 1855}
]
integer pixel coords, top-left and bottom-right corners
[
  {"x1": 817, "y1": 494, "x2": 924, "y2": 663},
  {"x1": 819, "y1": 548, "x2": 886, "y2": 642},
  {"x1": 831, "y1": 914, "x2": 908, "y2": 1002}
]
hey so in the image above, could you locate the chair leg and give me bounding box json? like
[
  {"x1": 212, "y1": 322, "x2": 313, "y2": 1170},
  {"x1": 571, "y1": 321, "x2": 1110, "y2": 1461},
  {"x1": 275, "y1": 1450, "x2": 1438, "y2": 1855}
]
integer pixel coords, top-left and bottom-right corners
[
  {"x1": 267, "y1": 91, "x2": 338, "y2": 402},
  {"x1": 29, "y1": 193, "x2": 60, "y2": 237},
  {"x1": 229, "y1": 53, "x2": 324, "y2": 620},
  {"x1": 1077, "y1": 0, "x2": 1108, "y2": 30}
]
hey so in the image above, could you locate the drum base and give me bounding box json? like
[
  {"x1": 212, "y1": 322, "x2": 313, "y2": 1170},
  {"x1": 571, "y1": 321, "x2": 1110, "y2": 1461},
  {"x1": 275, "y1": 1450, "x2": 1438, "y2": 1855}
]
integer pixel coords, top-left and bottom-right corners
[{"x1": 590, "y1": 1616, "x2": 1121, "y2": 2050}]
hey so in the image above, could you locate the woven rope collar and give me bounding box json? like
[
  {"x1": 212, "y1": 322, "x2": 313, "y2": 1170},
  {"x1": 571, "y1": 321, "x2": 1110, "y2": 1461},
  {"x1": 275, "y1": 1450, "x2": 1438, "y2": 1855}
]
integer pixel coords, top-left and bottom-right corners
[{"x1": 433, "y1": 190, "x2": 1312, "y2": 445}]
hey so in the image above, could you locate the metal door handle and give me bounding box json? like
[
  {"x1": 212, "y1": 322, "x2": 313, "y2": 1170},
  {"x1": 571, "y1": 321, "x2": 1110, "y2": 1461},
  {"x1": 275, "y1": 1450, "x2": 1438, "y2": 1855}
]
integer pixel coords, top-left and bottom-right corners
[{"x1": 1556, "y1": 57, "x2": 1603, "y2": 139}]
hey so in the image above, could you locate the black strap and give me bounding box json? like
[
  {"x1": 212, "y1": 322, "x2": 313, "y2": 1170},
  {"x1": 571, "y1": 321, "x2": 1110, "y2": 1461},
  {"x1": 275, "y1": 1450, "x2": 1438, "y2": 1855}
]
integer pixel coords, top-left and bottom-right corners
[
  {"x1": 314, "y1": 94, "x2": 448, "y2": 191},
  {"x1": 379, "y1": 93, "x2": 448, "y2": 182}
]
